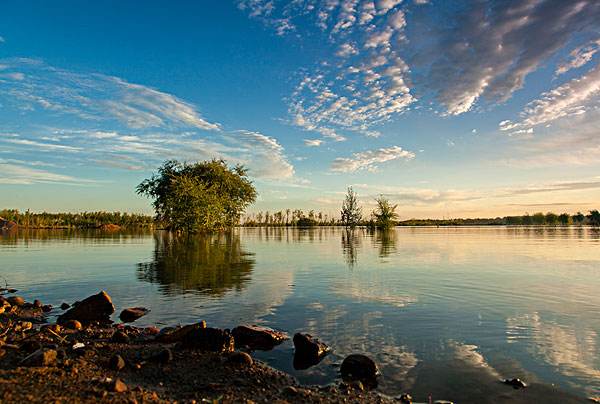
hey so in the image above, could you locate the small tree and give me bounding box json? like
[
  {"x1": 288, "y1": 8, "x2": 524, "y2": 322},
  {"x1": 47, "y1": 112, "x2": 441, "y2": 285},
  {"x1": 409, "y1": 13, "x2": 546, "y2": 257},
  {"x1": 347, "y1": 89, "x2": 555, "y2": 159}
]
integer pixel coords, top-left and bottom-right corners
[
  {"x1": 340, "y1": 187, "x2": 362, "y2": 228},
  {"x1": 573, "y1": 211, "x2": 585, "y2": 225},
  {"x1": 372, "y1": 196, "x2": 398, "y2": 229},
  {"x1": 545, "y1": 212, "x2": 558, "y2": 226},
  {"x1": 588, "y1": 210, "x2": 600, "y2": 226},
  {"x1": 137, "y1": 159, "x2": 256, "y2": 232}
]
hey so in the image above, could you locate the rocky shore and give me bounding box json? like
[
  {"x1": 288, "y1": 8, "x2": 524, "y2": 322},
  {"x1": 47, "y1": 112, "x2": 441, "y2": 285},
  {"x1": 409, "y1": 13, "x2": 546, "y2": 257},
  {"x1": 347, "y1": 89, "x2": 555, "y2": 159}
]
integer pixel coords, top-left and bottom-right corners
[
  {"x1": 0, "y1": 289, "x2": 408, "y2": 404},
  {"x1": 0, "y1": 289, "x2": 593, "y2": 404}
]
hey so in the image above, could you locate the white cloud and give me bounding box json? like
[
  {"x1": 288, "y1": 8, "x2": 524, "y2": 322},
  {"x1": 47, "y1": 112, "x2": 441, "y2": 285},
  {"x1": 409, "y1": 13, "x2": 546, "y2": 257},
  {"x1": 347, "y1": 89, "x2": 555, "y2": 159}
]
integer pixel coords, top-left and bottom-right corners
[
  {"x1": 331, "y1": 145, "x2": 415, "y2": 172},
  {"x1": 336, "y1": 43, "x2": 358, "y2": 58},
  {"x1": 234, "y1": 130, "x2": 295, "y2": 179},
  {"x1": 304, "y1": 139, "x2": 323, "y2": 147},
  {"x1": 556, "y1": 39, "x2": 600, "y2": 76}
]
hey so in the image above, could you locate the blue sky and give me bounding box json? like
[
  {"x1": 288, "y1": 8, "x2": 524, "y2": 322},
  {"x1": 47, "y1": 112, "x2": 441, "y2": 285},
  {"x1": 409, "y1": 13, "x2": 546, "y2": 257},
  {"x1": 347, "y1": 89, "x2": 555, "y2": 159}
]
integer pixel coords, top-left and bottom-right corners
[{"x1": 1, "y1": 0, "x2": 600, "y2": 218}]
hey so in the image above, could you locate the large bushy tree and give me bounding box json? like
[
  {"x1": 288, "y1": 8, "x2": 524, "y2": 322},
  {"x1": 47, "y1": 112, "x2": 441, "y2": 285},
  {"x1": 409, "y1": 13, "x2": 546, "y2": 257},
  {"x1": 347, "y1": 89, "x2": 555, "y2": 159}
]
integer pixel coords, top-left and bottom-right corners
[
  {"x1": 340, "y1": 187, "x2": 362, "y2": 228},
  {"x1": 137, "y1": 160, "x2": 257, "y2": 232}
]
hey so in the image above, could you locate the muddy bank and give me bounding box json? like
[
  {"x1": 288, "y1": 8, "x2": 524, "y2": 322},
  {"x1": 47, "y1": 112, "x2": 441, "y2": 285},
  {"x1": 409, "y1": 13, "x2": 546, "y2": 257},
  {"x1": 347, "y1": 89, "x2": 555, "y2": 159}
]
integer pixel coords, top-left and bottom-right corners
[{"x1": 0, "y1": 290, "x2": 592, "y2": 403}]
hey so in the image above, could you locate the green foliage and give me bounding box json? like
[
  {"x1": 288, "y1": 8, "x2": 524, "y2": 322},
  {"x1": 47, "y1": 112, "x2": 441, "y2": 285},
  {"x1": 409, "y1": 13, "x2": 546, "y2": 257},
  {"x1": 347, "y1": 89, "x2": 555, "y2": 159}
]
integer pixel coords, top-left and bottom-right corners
[
  {"x1": 137, "y1": 160, "x2": 256, "y2": 232},
  {"x1": 296, "y1": 217, "x2": 317, "y2": 227},
  {"x1": 573, "y1": 212, "x2": 585, "y2": 224},
  {"x1": 372, "y1": 196, "x2": 398, "y2": 229},
  {"x1": 558, "y1": 213, "x2": 570, "y2": 225},
  {"x1": 588, "y1": 210, "x2": 600, "y2": 226},
  {"x1": 340, "y1": 187, "x2": 362, "y2": 228},
  {"x1": 545, "y1": 212, "x2": 558, "y2": 225},
  {"x1": 0, "y1": 209, "x2": 153, "y2": 229}
]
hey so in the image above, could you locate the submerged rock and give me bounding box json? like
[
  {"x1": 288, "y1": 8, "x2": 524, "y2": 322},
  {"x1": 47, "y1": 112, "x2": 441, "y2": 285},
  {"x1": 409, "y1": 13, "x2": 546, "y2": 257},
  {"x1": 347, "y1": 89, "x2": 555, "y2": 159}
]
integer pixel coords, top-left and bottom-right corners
[
  {"x1": 231, "y1": 325, "x2": 288, "y2": 350},
  {"x1": 181, "y1": 327, "x2": 235, "y2": 353},
  {"x1": 340, "y1": 354, "x2": 379, "y2": 388},
  {"x1": 293, "y1": 333, "x2": 330, "y2": 369},
  {"x1": 119, "y1": 307, "x2": 149, "y2": 323},
  {"x1": 503, "y1": 378, "x2": 527, "y2": 389},
  {"x1": 57, "y1": 291, "x2": 115, "y2": 324}
]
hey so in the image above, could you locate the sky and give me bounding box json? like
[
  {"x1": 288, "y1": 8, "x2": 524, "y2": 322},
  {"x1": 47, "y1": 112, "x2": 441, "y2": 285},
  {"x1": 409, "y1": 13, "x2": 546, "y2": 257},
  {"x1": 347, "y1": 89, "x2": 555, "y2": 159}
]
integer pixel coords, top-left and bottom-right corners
[{"x1": 1, "y1": 0, "x2": 600, "y2": 219}]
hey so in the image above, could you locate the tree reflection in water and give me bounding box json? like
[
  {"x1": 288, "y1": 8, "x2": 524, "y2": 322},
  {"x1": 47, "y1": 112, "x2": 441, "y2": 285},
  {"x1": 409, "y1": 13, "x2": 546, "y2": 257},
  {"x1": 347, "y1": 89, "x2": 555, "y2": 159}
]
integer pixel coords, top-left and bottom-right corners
[
  {"x1": 369, "y1": 228, "x2": 397, "y2": 258},
  {"x1": 341, "y1": 228, "x2": 362, "y2": 268},
  {"x1": 137, "y1": 231, "x2": 255, "y2": 296}
]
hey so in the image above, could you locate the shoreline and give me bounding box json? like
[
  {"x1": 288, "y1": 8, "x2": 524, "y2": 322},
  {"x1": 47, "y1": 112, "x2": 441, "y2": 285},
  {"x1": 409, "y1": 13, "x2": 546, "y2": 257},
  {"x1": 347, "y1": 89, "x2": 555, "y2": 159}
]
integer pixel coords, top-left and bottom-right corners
[{"x1": 0, "y1": 290, "x2": 593, "y2": 403}]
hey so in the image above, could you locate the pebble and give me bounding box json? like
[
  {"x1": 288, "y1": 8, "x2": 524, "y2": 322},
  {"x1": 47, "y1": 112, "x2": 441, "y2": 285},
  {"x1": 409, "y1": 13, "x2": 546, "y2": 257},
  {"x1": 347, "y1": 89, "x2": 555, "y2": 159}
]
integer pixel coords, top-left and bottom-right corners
[
  {"x1": 112, "y1": 378, "x2": 128, "y2": 393},
  {"x1": 109, "y1": 354, "x2": 126, "y2": 371}
]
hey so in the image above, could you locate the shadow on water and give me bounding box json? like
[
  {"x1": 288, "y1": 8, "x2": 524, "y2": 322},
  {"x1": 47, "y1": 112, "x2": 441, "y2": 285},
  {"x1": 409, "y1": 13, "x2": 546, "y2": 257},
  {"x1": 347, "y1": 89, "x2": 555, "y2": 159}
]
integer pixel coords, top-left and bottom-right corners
[
  {"x1": 136, "y1": 231, "x2": 255, "y2": 296},
  {"x1": 341, "y1": 228, "x2": 362, "y2": 268},
  {"x1": 369, "y1": 228, "x2": 398, "y2": 258}
]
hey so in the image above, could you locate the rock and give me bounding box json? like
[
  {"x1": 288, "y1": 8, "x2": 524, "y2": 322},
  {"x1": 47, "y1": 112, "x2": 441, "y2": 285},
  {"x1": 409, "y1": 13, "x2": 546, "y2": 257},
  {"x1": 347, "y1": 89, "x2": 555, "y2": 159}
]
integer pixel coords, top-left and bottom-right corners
[
  {"x1": 293, "y1": 333, "x2": 330, "y2": 369},
  {"x1": 63, "y1": 320, "x2": 82, "y2": 330},
  {"x1": 226, "y1": 351, "x2": 253, "y2": 366},
  {"x1": 110, "y1": 331, "x2": 130, "y2": 344},
  {"x1": 60, "y1": 302, "x2": 70, "y2": 310},
  {"x1": 57, "y1": 291, "x2": 115, "y2": 324},
  {"x1": 112, "y1": 378, "x2": 128, "y2": 393},
  {"x1": 7, "y1": 296, "x2": 25, "y2": 306},
  {"x1": 20, "y1": 348, "x2": 58, "y2": 367},
  {"x1": 42, "y1": 304, "x2": 53, "y2": 313},
  {"x1": 109, "y1": 354, "x2": 126, "y2": 371},
  {"x1": 119, "y1": 307, "x2": 149, "y2": 323},
  {"x1": 181, "y1": 327, "x2": 235, "y2": 353},
  {"x1": 150, "y1": 348, "x2": 173, "y2": 364},
  {"x1": 33, "y1": 299, "x2": 42, "y2": 308},
  {"x1": 43, "y1": 324, "x2": 62, "y2": 334},
  {"x1": 282, "y1": 386, "x2": 299, "y2": 396},
  {"x1": 503, "y1": 378, "x2": 527, "y2": 389},
  {"x1": 398, "y1": 393, "x2": 413, "y2": 403},
  {"x1": 155, "y1": 321, "x2": 206, "y2": 343},
  {"x1": 231, "y1": 325, "x2": 288, "y2": 350},
  {"x1": 340, "y1": 354, "x2": 379, "y2": 387},
  {"x1": 144, "y1": 326, "x2": 160, "y2": 336}
]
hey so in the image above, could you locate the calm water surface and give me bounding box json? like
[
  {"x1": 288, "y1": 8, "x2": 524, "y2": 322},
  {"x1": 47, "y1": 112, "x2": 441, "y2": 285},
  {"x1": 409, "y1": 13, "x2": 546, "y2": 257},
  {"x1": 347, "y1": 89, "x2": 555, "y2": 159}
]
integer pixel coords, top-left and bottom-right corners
[{"x1": 2, "y1": 226, "x2": 599, "y2": 402}]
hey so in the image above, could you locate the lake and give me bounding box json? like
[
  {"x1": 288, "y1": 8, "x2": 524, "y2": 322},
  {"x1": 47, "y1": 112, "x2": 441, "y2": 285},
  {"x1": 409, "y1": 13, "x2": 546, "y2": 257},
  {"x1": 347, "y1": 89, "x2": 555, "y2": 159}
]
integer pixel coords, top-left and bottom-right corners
[{"x1": 1, "y1": 226, "x2": 599, "y2": 402}]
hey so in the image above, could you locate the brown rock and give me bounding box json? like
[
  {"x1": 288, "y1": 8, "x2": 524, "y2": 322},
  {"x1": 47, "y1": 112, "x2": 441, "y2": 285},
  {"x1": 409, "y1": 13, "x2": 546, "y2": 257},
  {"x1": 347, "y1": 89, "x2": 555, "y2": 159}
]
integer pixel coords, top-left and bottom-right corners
[
  {"x1": 7, "y1": 296, "x2": 25, "y2": 306},
  {"x1": 57, "y1": 291, "x2": 115, "y2": 324},
  {"x1": 119, "y1": 307, "x2": 149, "y2": 323},
  {"x1": 155, "y1": 321, "x2": 206, "y2": 343},
  {"x1": 293, "y1": 333, "x2": 330, "y2": 369},
  {"x1": 60, "y1": 302, "x2": 70, "y2": 310},
  {"x1": 110, "y1": 331, "x2": 130, "y2": 344},
  {"x1": 41, "y1": 304, "x2": 53, "y2": 313},
  {"x1": 181, "y1": 327, "x2": 235, "y2": 353},
  {"x1": 33, "y1": 299, "x2": 42, "y2": 308},
  {"x1": 226, "y1": 351, "x2": 253, "y2": 366},
  {"x1": 340, "y1": 354, "x2": 379, "y2": 387},
  {"x1": 20, "y1": 348, "x2": 58, "y2": 367},
  {"x1": 63, "y1": 320, "x2": 82, "y2": 330},
  {"x1": 109, "y1": 354, "x2": 125, "y2": 371},
  {"x1": 231, "y1": 325, "x2": 288, "y2": 350}
]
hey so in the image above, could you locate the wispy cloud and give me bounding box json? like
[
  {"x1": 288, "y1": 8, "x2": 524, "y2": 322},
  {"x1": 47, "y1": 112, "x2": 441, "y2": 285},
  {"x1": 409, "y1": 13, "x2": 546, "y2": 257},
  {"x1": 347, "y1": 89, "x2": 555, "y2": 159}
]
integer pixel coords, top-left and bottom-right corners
[
  {"x1": 0, "y1": 162, "x2": 97, "y2": 185},
  {"x1": 556, "y1": 38, "x2": 600, "y2": 76},
  {"x1": 304, "y1": 138, "x2": 323, "y2": 147},
  {"x1": 500, "y1": 63, "x2": 600, "y2": 132},
  {"x1": 331, "y1": 145, "x2": 414, "y2": 172},
  {"x1": 0, "y1": 58, "x2": 299, "y2": 185}
]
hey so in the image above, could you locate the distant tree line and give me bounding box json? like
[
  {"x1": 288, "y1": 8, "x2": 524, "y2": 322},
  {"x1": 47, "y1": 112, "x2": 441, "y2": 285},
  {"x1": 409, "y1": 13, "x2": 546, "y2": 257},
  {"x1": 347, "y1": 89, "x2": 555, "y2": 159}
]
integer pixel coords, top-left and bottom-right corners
[{"x1": 0, "y1": 209, "x2": 154, "y2": 229}]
